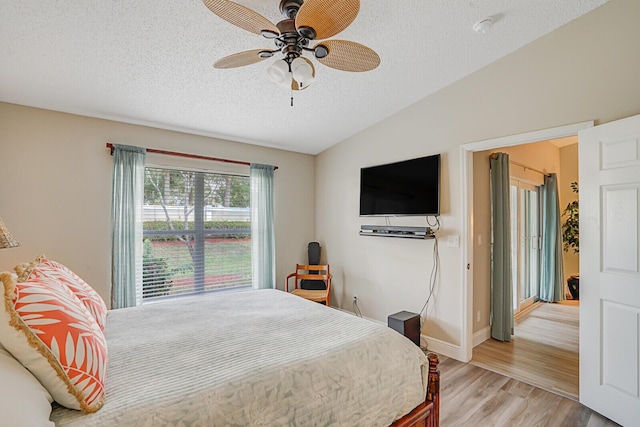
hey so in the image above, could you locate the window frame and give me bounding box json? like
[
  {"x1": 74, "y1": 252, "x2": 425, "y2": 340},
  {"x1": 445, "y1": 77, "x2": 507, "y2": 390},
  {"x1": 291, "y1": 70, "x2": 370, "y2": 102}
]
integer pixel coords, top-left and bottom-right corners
[{"x1": 141, "y1": 165, "x2": 252, "y2": 302}]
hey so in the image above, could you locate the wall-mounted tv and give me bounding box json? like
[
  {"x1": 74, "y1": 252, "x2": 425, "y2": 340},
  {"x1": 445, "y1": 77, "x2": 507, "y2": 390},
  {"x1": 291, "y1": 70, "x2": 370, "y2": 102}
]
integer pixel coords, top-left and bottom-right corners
[{"x1": 360, "y1": 154, "x2": 440, "y2": 217}]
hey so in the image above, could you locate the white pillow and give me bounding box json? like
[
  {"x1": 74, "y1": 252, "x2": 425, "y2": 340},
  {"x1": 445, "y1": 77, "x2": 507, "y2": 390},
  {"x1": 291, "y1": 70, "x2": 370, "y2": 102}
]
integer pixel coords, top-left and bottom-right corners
[{"x1": 0, "y1": 343, "x2": 55, "y2": 427}]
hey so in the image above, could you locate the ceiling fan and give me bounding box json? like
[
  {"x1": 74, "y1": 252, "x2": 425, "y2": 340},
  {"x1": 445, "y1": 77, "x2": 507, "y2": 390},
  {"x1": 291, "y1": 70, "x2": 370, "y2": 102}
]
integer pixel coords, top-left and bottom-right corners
[{"x1": 202, "y1": 0, "x2": 380, "y2": 92}]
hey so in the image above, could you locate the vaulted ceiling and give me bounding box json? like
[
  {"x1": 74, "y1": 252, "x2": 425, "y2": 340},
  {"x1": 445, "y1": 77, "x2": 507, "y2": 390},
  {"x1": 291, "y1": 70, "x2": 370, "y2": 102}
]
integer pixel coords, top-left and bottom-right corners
[{"x1": 0, "y1": 1, "x2": 609, "y2": 154}]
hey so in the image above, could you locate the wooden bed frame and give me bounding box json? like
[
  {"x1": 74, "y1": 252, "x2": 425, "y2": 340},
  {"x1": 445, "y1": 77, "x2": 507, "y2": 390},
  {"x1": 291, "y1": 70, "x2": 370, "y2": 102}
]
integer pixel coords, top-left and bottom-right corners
[{"x1": 390, "y1": 353, "x2": 440, "y2": 427}]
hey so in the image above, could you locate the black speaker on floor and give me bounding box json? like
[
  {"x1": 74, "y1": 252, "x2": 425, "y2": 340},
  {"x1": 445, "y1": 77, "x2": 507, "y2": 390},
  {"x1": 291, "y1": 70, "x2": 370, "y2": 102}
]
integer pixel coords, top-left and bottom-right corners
[{"x1": 388, "y1": 311, "x2": 420, "y2": 346}]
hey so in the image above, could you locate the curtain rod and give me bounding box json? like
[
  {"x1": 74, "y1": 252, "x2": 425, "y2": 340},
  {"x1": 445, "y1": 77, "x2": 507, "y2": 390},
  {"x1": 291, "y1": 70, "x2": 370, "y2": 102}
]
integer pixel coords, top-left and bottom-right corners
[
  {"x1": 490, "y1": 153, "x2": 549, "y2": 177},
  {"x1": 105, "y1": 143, "x2": 278, "y2": 170}
]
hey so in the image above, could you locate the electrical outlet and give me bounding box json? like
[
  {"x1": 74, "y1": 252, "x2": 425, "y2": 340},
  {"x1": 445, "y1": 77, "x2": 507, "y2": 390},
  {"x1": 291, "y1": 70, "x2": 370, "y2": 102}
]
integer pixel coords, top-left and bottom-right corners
[{"x1": 353, "y1": 295, "x2": 358, "y2": 304}]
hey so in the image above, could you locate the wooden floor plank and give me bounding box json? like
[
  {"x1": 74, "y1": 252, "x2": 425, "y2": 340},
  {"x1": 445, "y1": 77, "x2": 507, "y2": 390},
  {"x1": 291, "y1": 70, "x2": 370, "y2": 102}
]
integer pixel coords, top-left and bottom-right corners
[
  {"x1": 435, "y1": 301, "x2": 620, "y2": 425},
  {"x1": 436, "y1": 355, "x2": 620, "y2": 427},
  {"x1": 470, "y1": 301, "x2": 580, "y2": 400}
]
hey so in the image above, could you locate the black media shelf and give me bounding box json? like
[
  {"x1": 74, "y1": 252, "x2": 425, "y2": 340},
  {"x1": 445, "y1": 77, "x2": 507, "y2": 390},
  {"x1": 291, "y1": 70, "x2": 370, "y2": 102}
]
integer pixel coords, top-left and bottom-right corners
[{"x1": 359, "y1": 225, "x2": 435, "y2": 240}]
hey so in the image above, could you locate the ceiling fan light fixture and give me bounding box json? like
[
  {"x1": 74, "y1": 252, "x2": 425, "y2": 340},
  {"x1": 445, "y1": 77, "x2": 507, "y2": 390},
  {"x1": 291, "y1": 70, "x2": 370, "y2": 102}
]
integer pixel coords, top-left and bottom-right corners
[
  {"x1": 291, "y1": 57, "x2": 315, "y2": 88},
  {"x1": 205, "y1": 0, "x2": 378, "y2": 90},
  {"x1": 267, "y1": 59, "x2": 291, "y2": 85},
  {"x1": 291, "y1": 57, "x2": 313, "y2": 82}
]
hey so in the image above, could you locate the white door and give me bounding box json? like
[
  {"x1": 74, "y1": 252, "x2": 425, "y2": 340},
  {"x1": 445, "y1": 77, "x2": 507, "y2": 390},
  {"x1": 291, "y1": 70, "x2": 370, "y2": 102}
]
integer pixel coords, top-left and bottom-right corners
[{"x1": 579, "y1": 114, "x2": 640, "y2": 426}]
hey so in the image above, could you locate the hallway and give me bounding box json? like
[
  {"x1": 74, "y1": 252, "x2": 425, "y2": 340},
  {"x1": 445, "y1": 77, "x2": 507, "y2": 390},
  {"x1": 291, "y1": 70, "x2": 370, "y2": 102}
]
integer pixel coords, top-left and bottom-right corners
[{"x1": 470, "y1": 301, "x2": 579, "y2": 400}]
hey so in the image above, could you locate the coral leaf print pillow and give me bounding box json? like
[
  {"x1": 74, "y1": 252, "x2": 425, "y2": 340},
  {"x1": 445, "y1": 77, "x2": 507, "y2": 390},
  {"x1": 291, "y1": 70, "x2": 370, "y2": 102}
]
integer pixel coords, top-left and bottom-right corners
[
  {"x1": 14, "y1": 255, "x2": 107, "y2": 330},
  {"x1": 0, "y1": 272, "x2": 107, "y2": 412}
]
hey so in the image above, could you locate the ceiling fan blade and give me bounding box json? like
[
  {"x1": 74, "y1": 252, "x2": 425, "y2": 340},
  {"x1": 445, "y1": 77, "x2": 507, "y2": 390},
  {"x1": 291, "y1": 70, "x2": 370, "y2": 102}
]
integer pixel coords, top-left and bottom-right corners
[
  {"x1": 203, "y1": 0, "x2": 279, "y2": 35},
  {"x1": 315, "y1": 40, "x2": 380, "y2": 72},
  {"x1": 295, "y1": 0, "x2": 359, "y2": 40},
  {"x1": 214, "y1": 49, "x2": 268, "y2": 69}
]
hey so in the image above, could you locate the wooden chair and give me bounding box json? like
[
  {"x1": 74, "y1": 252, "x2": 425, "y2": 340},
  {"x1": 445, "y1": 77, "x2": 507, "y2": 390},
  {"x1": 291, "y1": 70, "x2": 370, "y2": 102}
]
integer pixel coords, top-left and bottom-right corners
[{"x1": 285, "y1": 264, "x2": 331, "y2": 306}]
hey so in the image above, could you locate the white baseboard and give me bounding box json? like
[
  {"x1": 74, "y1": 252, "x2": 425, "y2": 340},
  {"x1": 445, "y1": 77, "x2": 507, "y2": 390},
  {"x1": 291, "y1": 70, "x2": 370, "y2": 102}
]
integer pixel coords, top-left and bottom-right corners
[
  {"x1": 421, "y1": 335, "x2": 462, "y2": 360},
  {"x1": 473, "y1": 326, "x2": 491, "y2": 348}
]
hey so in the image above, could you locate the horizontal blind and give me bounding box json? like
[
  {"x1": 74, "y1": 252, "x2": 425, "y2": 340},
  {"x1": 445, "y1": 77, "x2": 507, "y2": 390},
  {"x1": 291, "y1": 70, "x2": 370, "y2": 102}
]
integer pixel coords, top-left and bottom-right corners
[{"x1": 142, "y1": 168, "x2": 251, "y2": 300}]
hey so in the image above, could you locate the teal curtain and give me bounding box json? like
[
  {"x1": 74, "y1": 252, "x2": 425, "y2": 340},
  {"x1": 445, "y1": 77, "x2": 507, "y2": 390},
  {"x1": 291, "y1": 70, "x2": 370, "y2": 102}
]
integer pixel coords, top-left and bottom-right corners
[
  {"x1": 490, "y1": 153, "x2": 513, "y2": 342},
  {"x1": 110, "y1": 144, "x2": 146, "y2": 309},
  {"x1": 250, "y1": 164, "x2": 275, "y2": 290},
  {"x1": 539, "y1": 173, "x2": 566, "y2": 302}
]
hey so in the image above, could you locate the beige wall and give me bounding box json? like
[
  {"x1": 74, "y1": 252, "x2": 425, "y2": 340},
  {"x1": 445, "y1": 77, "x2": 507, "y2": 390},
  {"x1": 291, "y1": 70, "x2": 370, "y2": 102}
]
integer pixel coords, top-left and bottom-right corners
[
  {"x1": 0, "y1": 103, "x2": 316, "y2": 307},
  {"x1": 472, "y1": 141, "x2": 561, "y2": 335},
  {"x1": 559, "y1": 143, "x2": 580, "y2": 280},
  {"x1": 316, "y1": 0, "x2": 640, "y2": 357}
]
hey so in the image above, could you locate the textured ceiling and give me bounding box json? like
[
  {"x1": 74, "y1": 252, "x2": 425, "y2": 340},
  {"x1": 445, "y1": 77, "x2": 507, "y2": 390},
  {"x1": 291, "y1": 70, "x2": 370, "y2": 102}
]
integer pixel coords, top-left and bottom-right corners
[{"x1": 0, "y1": 0, "x2": 609, "y2": 154}]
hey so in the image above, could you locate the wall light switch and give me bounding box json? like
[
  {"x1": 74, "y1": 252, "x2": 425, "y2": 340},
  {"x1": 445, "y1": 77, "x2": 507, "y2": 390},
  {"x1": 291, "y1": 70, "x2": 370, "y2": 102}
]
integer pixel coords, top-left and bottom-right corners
[
  {"x1": 447, "y1": 236, "x2": 460, "y2": 247},
  {"x1": 477, "y1": 234, "x2": 482, "y2": 245}
]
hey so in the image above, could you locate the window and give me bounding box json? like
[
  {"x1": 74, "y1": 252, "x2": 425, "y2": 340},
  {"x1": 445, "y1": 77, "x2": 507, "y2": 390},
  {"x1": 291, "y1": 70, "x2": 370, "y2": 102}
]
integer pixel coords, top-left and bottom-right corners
[
  {"x1": 142, "y1": 167, "x2": 251, "y2": 300},
  {"x1": 510, "y1": 179, "x2": 540, "y2": 314}
]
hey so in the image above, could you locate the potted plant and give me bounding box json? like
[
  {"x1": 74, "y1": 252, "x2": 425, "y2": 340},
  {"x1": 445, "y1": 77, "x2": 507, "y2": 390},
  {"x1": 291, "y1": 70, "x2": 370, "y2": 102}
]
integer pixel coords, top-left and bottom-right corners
[
  {"x1": 562, "y1": 181, "x2": 579, "y2": 254},
  {"x1": 562, "y1": 181, "x2": 579, "y2": 299}
]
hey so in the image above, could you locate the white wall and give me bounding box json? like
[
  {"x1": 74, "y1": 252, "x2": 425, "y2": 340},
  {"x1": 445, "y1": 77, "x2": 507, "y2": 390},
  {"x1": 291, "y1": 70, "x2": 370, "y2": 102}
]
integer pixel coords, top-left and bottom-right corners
[
  {"x1": 559, "y1": 143, "x2": 580, "y2": 280},
  {"x1": 316, "y1": 0, "x2": 640, "y2": 359},
  {"x1": 0, "y1": 103, "x2": 316, "y2": 307}
]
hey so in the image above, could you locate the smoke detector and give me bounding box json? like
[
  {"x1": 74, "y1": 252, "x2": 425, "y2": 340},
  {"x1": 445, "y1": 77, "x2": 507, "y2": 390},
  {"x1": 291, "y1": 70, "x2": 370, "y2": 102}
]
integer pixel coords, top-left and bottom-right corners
[{"x1": 473, "y1": 18, "x2": 494, "y2": 34}]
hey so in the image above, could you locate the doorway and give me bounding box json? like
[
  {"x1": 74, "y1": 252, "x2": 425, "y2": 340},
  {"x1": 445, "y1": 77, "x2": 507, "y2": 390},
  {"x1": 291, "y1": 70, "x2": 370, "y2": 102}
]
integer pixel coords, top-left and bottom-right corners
[
  {"x1": 459, "y1": 121, "x2": 590, "y2": 362},
  {"x1": 470, "y1": 140, "x2": 580, "y2": 398}
]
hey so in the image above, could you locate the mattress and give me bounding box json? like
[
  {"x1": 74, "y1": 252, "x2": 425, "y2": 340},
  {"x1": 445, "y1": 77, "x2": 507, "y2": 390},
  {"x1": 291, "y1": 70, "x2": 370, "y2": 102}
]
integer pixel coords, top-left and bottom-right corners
[{"x1": 51, "y1": 289, "x2": 428, "y2": 426}]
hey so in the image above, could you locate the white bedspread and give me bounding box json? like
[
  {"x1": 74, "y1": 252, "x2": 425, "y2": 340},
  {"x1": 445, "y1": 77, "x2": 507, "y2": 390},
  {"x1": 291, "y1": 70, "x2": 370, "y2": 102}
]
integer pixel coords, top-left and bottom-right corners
[{"x1": 51, "y1": 289, "x2": 428, "y2": 426}]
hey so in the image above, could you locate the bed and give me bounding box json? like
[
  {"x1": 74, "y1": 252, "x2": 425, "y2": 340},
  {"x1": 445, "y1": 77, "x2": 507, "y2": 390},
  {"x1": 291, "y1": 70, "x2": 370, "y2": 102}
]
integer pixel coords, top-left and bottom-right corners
[
  {"x1": 1, "y1": 259, "x2": 439, "y2": 426},
  {"x1": 45, "y1": 289, "x2": 439, "y2": 426}
]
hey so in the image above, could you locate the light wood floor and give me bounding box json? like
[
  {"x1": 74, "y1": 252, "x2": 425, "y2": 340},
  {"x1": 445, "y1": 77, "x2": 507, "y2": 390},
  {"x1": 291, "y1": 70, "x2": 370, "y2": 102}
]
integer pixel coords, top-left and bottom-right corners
[
  {"x1": 438, "y1": 355, "x2": 619, "y2": 426},
  {"x1": 471, "y1": 301, "x2": 579, "y2": 400}
]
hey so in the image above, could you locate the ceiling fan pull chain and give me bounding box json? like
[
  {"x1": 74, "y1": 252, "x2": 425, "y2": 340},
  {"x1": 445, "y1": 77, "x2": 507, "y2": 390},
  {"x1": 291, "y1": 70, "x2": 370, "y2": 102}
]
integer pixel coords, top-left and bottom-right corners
[{"x1": 290, "y1": 86, "x2": 294, "y2": 107}]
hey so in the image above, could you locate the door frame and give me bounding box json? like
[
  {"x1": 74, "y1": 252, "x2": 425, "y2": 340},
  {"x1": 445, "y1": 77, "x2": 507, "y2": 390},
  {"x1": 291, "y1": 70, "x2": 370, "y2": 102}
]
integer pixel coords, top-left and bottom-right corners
[{"x1": 459, "y1": 120, "x2": 593, "y2": 362}]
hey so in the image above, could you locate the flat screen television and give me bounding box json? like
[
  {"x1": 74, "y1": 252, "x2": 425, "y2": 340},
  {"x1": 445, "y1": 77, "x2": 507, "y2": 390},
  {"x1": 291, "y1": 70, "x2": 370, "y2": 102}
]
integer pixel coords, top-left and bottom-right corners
[{"x1": 360, "y1": 154, "x2": 440, "y2": 216}]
